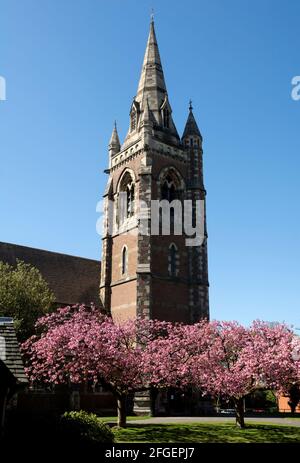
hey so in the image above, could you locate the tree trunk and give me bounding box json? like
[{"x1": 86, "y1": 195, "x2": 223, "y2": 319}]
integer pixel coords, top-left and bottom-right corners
[
  {"x1": 288, "y1": 400, "x2": 296, "y2": 415},
  {"x1": 288, "y1": 385, "x2": 300, "y2": 415},
  {"x1": 116, "y1": 393, "x2": 127, "y2": 428},
  {"x1": 150, "y1": 388, "x2": 158, "y2": 417},
  {"x1": 234, "y1": 398, "x2": 245, "y2": 428}
]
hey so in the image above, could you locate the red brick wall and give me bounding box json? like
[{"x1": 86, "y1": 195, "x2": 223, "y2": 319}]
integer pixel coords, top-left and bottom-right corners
[
  {"x1": 111, "y1": 279, "x2": 137, "y2": 321},
  {"x1": 152, "y1": 278, "x2": 190, "y2": 323}
]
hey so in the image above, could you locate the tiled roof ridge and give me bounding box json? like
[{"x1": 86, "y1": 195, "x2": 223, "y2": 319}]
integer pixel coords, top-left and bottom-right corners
[{"x1": 0, "y1": 241, "x2": 100, "y2": 264}]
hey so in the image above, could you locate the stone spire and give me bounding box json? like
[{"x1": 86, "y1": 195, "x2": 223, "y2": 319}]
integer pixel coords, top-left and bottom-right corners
[
  {"x1": 123, "y1": 18, "x2": 179, "y2": 146},
  {"x1": 109, "y1": 121, "x2": 120, "y2": 155},
  {"x1": 136, "y1": 17, "x2": 166, "y2": 107},
  {"x1": 182, "y1": 100, "x2": 202, "y2": 140}
]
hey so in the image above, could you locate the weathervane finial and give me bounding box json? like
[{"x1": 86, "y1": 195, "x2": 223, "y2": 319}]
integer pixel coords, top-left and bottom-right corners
[
  {"x1": 151, "y1": 8, "x2": 154, "y2": 23},
  {"x1": 189, "y1": 99, "x2": 193, "y2": 111}
]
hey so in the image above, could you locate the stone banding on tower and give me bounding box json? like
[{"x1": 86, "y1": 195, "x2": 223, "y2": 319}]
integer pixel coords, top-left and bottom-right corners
[{"x1": 100, "y1": 19, "x2": 209, "y2": 324}]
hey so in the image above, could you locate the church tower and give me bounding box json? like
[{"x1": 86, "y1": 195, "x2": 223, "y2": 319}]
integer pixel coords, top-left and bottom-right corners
[{"x1": 100, "y1": 19, "x2": 209, "y2": 323}]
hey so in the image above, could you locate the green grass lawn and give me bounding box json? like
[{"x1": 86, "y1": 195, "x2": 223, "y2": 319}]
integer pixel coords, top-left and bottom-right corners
[
  {"x1": 113, "y1": 422, "x2": 300, "y2": 443},
  {"x1": 100, "y1": 415, "x2": 151, "y2": 424}
]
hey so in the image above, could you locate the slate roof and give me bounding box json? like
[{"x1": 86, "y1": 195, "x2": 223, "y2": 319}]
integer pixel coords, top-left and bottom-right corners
[
  {"x1": 0, "y1": 242, "x2": 101, "y2": 307},
  {"x1": 0, "y1": 319, "x2": 28, "y2": 384}
]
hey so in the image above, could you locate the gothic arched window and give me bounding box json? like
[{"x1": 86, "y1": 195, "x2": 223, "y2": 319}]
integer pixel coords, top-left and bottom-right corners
[
  {"x1": 159, "y1": 168, "x2": 184, "y2": 230},
  {"x1": 119, "y1": 170, "x2": 135, "y2": 223},
  {"x1": 169, "y1": 244, "x2": 178, "y2": 277},
  {"x1": 161, "y1": 174, "x2": 177, "y2": 202},
  {"x1": 126, "y1": 183, "x2": 135, "y2": 217},
  {"x1": 121, "y1": 246, "x2": 127, "y2": 275}
]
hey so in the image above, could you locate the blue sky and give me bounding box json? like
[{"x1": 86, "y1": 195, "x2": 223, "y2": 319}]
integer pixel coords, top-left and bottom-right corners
[{"x1": 0, "y1": 0, "x2": 299, "y2": 327}]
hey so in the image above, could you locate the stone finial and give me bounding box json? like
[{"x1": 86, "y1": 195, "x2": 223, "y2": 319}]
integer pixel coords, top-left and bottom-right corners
[{"x1": 109, "y1": 121, "x2": 121, "y2": 155}]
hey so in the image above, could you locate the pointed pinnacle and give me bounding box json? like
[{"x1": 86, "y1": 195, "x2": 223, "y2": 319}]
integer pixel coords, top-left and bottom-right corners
[
  {"x1": 109, "y1": 121, "x2": 121, "y2": 148},
  {"x1": 143, "y1": 97, "x2": 152, "y2": 122},
  {"x1": 182, "y1": 108, "x2": 202, "y2": 139}
]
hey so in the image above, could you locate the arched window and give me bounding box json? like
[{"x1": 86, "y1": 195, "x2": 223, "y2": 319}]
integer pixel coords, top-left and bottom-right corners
[
  {"x1": 130, "y1": 110, "x2": 137, "y2": 131},
  {"x1": 119, "y1": 171, "x2": 135, "y2": 222},
  {"x1": 161, "y1": 174, "x2": 177, "y2": 202},
  {"x1": 121, "y1": 246, "x2": 127, "y2": 275},
  {"x1": 126, "y1": 183, "x2": 135, "y2": 217},
  {"x1": 163, "y1": 108, "x2": 170, "y2": 128},
  {"x1": 160, "y1": 169, "x2": 184, "y2": 229},
  {"x1": 169, "y1": 244, "x2": 178, "y2": 277}
]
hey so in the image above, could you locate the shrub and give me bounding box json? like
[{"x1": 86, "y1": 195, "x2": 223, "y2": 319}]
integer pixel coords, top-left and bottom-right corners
[
  {"x1": 59, "y1": 410, "x2": 115, "y2": 445},
  {"x1": 3, "y1": 410, "x2": 114, "y2": 449}
]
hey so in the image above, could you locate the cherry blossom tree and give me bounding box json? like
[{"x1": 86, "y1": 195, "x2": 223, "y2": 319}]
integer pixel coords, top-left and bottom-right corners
[
  {"x1": 21, "y1": 306, "x2": 300, "y2": 429},
  {"x1": 21, "y1": 305, "x2": 186, "y2": 427},
  {"x1": 143, "y1": 320, "x2": 213, "y2": 388},
  {"x1": 188, "y1": 320, "x2": 300, "y2": 428}
]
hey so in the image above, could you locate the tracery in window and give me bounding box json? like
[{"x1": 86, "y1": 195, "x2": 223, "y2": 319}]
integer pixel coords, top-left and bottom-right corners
[{"x1": 161, "y1": 174, "x2": 178, "y2": 202}]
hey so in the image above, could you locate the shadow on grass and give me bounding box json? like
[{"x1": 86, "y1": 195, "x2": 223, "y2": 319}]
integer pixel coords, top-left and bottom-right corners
[{"x1": 113, "y1": 423, "x2": 300, "y2": 443}]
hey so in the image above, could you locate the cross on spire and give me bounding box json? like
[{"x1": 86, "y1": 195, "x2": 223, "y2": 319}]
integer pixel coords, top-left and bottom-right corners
[{"x1": 150, "y1": 8, "x2": 154, "y2": 23}]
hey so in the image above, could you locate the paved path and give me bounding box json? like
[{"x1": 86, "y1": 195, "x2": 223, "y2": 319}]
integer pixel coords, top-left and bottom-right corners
[{"x1": 129, "y1": 416, "x2": 300, "y2": 427}]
